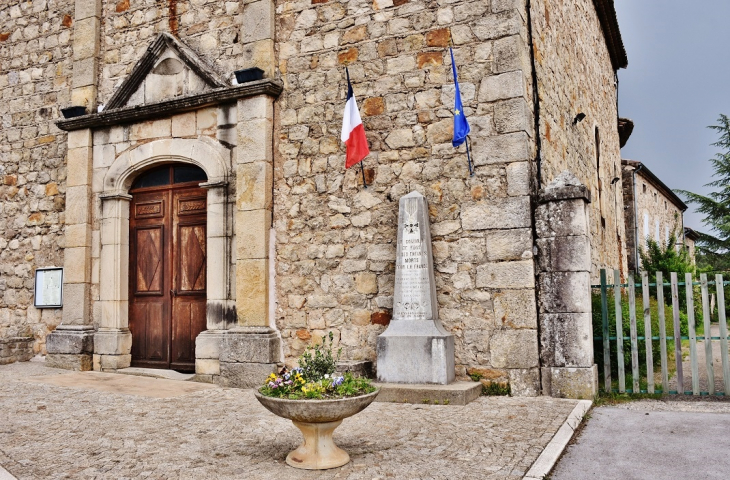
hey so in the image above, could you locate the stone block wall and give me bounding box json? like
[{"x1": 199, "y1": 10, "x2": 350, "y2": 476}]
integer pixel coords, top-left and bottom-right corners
[
  {"x1": 272, "y1": 0, "x2": 540, "y2": 390},
  {"x1": 530, "y1": 0, "x2": 627, "y2": 281},
  {"x1": 0, "y1": 337, "x2": 34, "y2": 365},
  {"x1": 0, "y1": 1, "x2": 72, "y2": 354}
]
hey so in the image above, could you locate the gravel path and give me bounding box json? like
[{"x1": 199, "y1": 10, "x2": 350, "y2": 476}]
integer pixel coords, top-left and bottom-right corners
[
  {"x1": 0, "y1": 362, "x2": 579, "y2": 480},
  {"x1": 669, "y1": 324, "x2": 729, "y2": 394}
]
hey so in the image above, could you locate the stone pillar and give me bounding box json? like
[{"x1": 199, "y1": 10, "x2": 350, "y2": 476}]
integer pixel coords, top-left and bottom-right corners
[
  {"x1": 194, "y1": 181, "x2": 235, "y2": 380},
  {"x1": 46, "y1": 129, "x2": 95, "y2": 370},
  {"x1": 240, "y1": 0, "x2": 275, "y2": 79},
  {"x1": 535, "y1": 171, "x2": 598, "y2": 399},
  {"x1": 71, "y1": 0, "x2": 101, "y2": 111},
  {"x1": 215, "y1": 94, "x2": 280, "y2": 387},
  {"x1": 93, "y1": 194, "x2": 133, "y2": 371}
]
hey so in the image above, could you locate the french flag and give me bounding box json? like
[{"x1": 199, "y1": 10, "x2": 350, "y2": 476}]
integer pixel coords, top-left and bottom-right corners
[{"x1": 341, "y1": 68, "x2": 370, "y2": 169}]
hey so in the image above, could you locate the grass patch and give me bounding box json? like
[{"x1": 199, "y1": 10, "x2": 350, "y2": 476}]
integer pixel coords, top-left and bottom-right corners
[
  {"x1": 594, "y1": 390, "x2": 662, "y2": 407},
  {"x1": 482, "y1": 381, "x2": 511, "y2": 396}
]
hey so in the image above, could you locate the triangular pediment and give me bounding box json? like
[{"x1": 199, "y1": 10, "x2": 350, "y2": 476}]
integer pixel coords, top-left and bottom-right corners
[{"x1": 105, "y1": 33, "x2": 227, "y2": 110}]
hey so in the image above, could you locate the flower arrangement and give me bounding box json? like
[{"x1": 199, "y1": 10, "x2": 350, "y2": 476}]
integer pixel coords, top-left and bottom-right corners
[{"x1": 259, "y1": 332, "x2": 376, "y2": 400}]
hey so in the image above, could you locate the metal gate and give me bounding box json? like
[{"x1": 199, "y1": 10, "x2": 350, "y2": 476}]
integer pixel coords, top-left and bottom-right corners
[{"x1": 594, "y1": 269, "x2": 730, "y2": 395}]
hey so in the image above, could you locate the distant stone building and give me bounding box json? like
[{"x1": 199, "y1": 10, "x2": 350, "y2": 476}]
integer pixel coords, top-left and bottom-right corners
[
  {"x1": 1, "y1": 0, "x2": 631, "y2": 397},
  {"x1": 622, "y1": 159, "x2": 688, "y2": 273},
  {"x1": 683, "y1": 227, "x2": 699, "y2": 265}
]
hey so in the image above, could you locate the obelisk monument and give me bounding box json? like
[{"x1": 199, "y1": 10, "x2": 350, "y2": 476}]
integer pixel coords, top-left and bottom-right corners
[{"x1": 376, "y1": 191, "x2": 455, "y2": 384}]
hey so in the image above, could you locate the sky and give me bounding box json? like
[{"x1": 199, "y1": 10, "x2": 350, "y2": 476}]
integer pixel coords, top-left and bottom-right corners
[{"x1": 613, "y1": 0, "x2": 730, "y2": 231}]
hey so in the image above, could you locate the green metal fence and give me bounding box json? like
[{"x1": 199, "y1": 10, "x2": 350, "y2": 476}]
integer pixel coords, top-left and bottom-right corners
[{"x1": 594, "y1": 269, "x2": 730, "y2": 395}]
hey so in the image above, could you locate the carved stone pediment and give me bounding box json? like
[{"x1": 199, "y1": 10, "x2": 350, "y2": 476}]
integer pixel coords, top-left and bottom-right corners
[{"x1": 105, "y1": 33, "x2": 227, "y2": 110}]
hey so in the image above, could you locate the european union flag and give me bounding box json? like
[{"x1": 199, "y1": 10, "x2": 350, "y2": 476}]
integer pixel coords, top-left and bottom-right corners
[{"x1": 450, "y1": 47, "x2": 470, "y2": 148}]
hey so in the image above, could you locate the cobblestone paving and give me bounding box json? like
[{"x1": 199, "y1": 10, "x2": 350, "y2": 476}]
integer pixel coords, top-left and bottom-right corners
[{"x1": 0, "y1": 362, "x2": 578, "y2": 480}]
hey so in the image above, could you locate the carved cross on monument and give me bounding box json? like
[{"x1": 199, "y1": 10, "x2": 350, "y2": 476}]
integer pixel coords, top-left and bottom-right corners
[{"x1": 376, "y1": 191, "x2": 455, "y2": 384}]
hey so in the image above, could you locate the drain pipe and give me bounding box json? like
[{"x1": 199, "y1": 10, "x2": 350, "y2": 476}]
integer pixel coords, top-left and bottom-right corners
[
  {"x1": 526, "y1": 0, "x2": 543, "y2": 189},
  {"x1": 632, "y1": 163, "x2": 643, "y2": 272}
]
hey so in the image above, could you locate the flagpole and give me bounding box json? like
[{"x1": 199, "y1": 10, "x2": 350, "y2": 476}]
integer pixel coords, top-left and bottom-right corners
[
  {"x1": 360, "y1": 162, "x2": 367, "y2": 188},
  {"x1": 465, "y1": 136, "x2": 474, "y2": 177}
]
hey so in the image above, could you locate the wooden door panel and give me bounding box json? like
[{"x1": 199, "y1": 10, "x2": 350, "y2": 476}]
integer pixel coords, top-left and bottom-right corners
[
  {"x1": 171, "y1": 300, "x2": 206, "y2": 366},
  {"x1": 178, "y1": 224, "x2": 206, "y2": 293},
  {"x1": 129, "y1": 303, "x2": 146, "y2": 360},
  {"x1": 130, "y1": 302, "x2": 167, "y2": 365},
  {"x1": 145, "y1": 302, "x2": 166, "y2": 361},
  {"x1": 134, "y1": 226, "x2": 164, "y2": 295}
]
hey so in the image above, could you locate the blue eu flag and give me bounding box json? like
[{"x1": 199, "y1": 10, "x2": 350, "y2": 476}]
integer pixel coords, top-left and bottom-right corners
[{"x1": 450, "y1": 47, "x2": 470, "y2": 148}]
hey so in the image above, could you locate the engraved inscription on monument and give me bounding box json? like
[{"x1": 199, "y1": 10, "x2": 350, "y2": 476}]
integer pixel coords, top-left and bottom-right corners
[{"x1": 394, "y1": 197, "x2": 432, "y2": 320}]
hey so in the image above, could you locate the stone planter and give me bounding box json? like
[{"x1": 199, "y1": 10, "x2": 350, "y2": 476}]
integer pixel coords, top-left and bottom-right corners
[{"x1": 254, "y1": 389, "x2": 379, "y2": 469}]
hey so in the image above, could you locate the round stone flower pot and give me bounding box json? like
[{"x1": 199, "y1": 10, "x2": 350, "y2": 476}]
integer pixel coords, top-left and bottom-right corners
[{"x1": 254, "y1": 389, "x2": 379, "y2": 470}]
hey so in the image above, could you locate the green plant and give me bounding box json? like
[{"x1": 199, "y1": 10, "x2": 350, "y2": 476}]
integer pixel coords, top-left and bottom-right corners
[
  {"x1": 469, "y1": 372, "x2": 483, "y2": 382},
  {"x1": 482, "y1": 382, "x2": 510, "y2": 396},
  {"x1": 592, "y1": 292, "x2": 688, "y2": 387},
  {"x1": 259, "y1": 331, "x2": 375, "y2": 400},
  {"x1": 594, "y1": 390, "x2": 662, "y2": 407},
  {"x1": 639, "y1": 215, "x2": 695, "y2": 283},
  {"x1": 298, "y1": 331, "x2": 341, "y2": 382}
]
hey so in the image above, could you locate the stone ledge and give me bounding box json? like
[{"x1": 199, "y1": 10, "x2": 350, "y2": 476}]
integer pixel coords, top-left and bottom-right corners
[
  {"x1": 372, "y1": 381, "x2": 482, "y2": 406},
  {"x1": 217, "y1": 362, "x2": 279, "y2": 388},
  {"x1": 46, "y1": 328, "x2": 94, "y2": 355},
  {"x1": 336, "y1": 360, "x2": 374, "y2": 379},
  {"x1": 46, "y1": 353, "x2": 93, "y2": 371},
  {"x1": 541, "y1": 365, "x2": 598, "y2": 399},
  {"x1": 56, "y1": 79, "x2": 284, "y2": 131},
  {"x1": 0, "y1": 337, "x2": 34, "y2": 365},
  {"x1": 538, "y1": 184, "x2": 591, "y2": 204}
]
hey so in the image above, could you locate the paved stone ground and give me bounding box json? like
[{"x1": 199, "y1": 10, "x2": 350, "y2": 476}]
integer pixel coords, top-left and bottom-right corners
[{"x1": 0, "y1": 362, "x2": 579, "y2": 480}]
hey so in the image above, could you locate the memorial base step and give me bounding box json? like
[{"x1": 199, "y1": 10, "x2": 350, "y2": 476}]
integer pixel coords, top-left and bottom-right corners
[{"x1": 373, "y1": 381, "x2": 482, "y2": 406}]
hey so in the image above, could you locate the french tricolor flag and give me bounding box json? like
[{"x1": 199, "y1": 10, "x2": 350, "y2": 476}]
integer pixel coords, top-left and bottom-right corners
[{"x1": 341, "y1": 68, "x2": 370, "y2": 169}]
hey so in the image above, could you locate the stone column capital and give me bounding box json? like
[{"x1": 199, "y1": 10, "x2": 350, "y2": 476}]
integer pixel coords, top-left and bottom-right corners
[{"x1": 99, "y1": 192, "x2": 133, "y2": 202}]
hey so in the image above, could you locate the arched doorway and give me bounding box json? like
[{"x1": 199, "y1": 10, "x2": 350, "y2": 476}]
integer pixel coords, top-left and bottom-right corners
[{"x1": 128, "y1": 164, "x2": 208, "y2": 371}]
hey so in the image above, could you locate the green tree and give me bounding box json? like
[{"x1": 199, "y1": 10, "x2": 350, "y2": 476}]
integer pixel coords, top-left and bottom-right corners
[
  {"x1": 639, "y1": 216, "x2": 695, "y2": 283},
  {"x1": 676, "y1": 114, "x2": 730, "y2": 272}
]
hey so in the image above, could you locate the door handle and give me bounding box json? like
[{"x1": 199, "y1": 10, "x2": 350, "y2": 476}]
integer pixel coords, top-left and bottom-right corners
[{"x1": 170, "y1": 289, "x2": 177, "y2": 297}]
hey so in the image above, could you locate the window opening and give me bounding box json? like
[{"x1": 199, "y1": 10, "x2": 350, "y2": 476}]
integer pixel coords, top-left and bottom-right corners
[{"x1": 131, "y1": 165, "x2": 207, "y2": 191}]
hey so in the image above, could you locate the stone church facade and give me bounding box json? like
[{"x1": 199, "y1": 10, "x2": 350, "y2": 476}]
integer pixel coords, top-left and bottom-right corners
[{"x1": 1, "y1": 0, "x2": 629, "y2": 397}]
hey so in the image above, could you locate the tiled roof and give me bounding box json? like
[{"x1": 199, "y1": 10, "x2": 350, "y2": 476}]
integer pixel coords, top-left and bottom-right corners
[{"x1": 594, "y1": 0, "x2": 628, "y2": 70}]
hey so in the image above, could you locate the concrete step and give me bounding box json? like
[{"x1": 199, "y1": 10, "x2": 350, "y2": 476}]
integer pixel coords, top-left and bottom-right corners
[
  {"x1": 115, "y1": 367, "x2": 195, "y2": 382},
  {"x1": 373, "y1": 381, "x2": 482, "y2": 406}
]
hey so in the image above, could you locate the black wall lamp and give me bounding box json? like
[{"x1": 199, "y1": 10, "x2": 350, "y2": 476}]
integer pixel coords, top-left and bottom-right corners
[{"x1": 572, "y1": 112, "x2": 586, "y2": 125}]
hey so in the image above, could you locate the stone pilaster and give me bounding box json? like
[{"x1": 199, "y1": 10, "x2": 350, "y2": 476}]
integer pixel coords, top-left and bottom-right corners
[
  {"x1": 535, "y1": 171, "x2": 598, "y2": 399},
  {"x1": 93, "y1": 193, "x2": 133, "y2": 371},
  {"x1": 46, "y1": 129, "x2": 95, "y2": 370},
  {"x1": 240, "y1": 0, "x2": 275, "y2": 79},
  {"x1": 71, "y1": 0, "x2": 101, "y2": 110},
  {"x1": 214, "y1": 94, "x2": 280, "y2": 387}
]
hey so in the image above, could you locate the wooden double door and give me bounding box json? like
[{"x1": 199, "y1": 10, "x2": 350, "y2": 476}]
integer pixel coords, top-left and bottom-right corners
[{"x1": 129, "y1": 165, "x2": 208, "y2": 372}]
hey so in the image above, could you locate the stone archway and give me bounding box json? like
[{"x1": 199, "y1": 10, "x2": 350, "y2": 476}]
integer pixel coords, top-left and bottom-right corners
[{"x1": 94, "y1": 138, "x2": 233, "y2": 370}]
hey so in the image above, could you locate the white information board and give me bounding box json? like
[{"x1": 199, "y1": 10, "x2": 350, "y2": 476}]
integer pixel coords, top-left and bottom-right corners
[{"x1": 34, "y1": 268, "x2": 63, "y2": 308}]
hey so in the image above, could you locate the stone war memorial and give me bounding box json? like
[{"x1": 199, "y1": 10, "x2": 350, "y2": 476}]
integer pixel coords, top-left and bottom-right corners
[
  {"x1": 377, "y1": 191, "x2": 455, "y2": 385},
  {"x1": 1, "y1": 0, "x2": 633, "y2": 399}
]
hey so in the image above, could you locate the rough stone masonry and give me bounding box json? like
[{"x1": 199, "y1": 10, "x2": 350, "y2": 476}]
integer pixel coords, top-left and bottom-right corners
[{"x1": 2, "y1": 0, "x2": 629, "y2": 397}]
